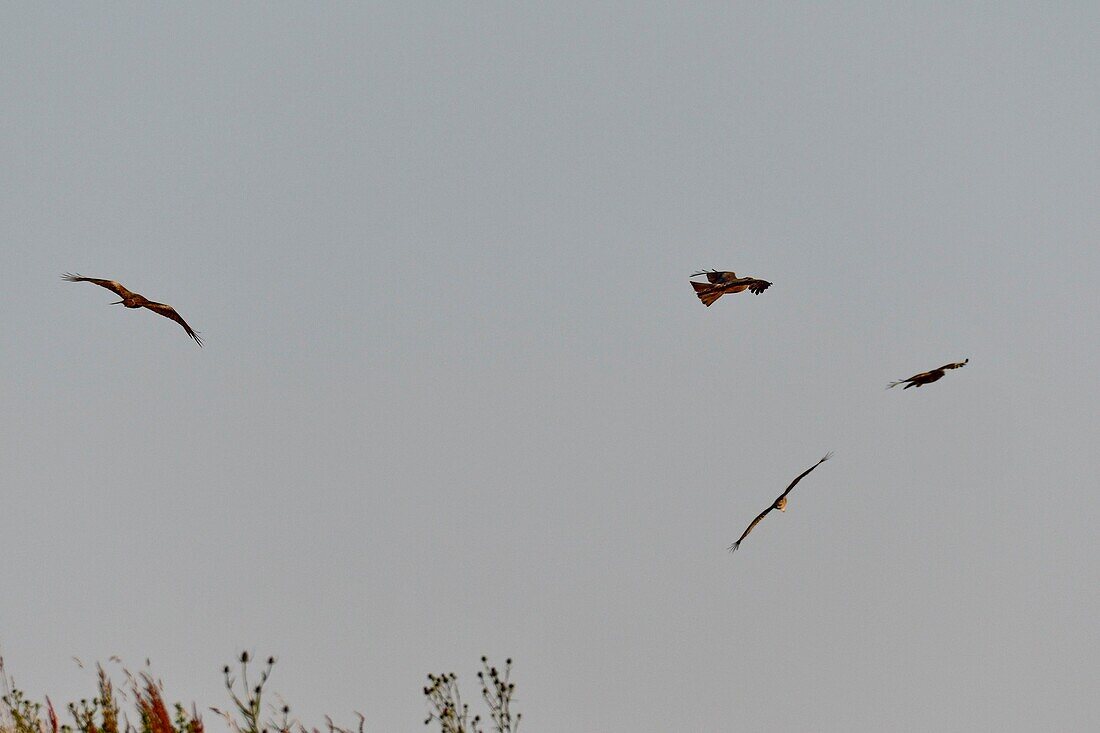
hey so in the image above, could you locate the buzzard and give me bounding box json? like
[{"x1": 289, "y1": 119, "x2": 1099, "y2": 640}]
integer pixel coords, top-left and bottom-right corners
[
  {"x1": 62, "y1": 273, "x2": 203, "y2": 346},
  {"x1": 729, "y1": 453, "x2": 832, "y2": 554},
  {"x1": 690, "y1": 270, "x2": 771, "y2": 307},
  {"x1": 887, "y1": 359, "x2": 968, "y2": 390}
]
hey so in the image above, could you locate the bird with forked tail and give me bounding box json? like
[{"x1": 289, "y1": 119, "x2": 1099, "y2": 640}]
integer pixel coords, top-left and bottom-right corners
[
  {"x1": 690, "y1": 269, "x2": 771, "y2": 307},
  {"x1": 62, "y1": 273, "x2": 203, "y2": 346},
  {"x1": 887, "y1": 359, "x2": 968, "y2": 390}
]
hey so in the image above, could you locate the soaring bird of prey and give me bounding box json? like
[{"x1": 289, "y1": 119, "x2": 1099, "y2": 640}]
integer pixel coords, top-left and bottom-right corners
[
  {"x1": 887, "y1": 359, "x2": 968, "y2": 390},
  {"x1": 62, "y1": 273, "x2": 203, "y2": 346},
  {"x1": 690, "y1": 269, "x2": 771, "y2": 307},
  {"x1": 729, "y1": 452, "x2": 833, "y2": 554}
]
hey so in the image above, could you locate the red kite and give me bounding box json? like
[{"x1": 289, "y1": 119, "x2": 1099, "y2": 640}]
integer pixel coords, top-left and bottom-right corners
[
  {"x1": 690, "y1": 270, "x2": 771, "y2": 307},
  {"x1": 62, "y1": 273, "x2": 203, "y2": 346},
  {"x1": 887, "y1": 359, "x2": 968, "y2": 389},
  {"x1": 729, "y1": 453, "x2": 832, "y2": 553}
]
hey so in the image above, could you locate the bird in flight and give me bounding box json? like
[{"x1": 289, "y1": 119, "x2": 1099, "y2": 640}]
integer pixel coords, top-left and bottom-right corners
[
  {"x1": 690, "y1": 270, "x2": 771, "y2": 307},
  {"x1": 62, "y1": 273, "x2": 203, "y2": 346},
  {"x1": 887, "y1": 359, "x2": 968, "y2": 390},
  {"x1": 729, "y1": 452, "x2": 833, "y2": 554}
]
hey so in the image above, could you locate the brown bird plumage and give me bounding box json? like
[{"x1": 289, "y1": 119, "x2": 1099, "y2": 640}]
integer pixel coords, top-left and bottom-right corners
[
  {"x1": 729, "y1": 453, "x2": 832, "y2": 553},
  {"x1": 62, "y1": 273, "x2": 203, "y2": 346},
  {"x1": 690, "y1": 270, "x2": 771, "y2": 306},
  {"x1": 887, "y1": 359, "x2": 968, "y2": 390}
]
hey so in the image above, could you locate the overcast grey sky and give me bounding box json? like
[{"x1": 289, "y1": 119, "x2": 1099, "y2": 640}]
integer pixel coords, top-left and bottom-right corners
[{"x1": 2, "y1": 3, "x2": 1098, "y2": 731}]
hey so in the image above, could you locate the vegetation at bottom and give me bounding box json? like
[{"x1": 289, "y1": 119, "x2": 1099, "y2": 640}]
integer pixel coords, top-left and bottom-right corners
[{"x1": 0, "y1": 652, "x2": 519, "y2": 733}]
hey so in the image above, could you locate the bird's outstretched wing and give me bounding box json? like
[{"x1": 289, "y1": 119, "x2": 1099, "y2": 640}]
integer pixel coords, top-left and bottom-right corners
[
  {"x1": 61, "y1": 273, "x2": 135, "y2": 299},
  {"x1": 746, "y1": 279, "x2": 771, "y2": 295},
  {"x1": 779, "y1": 452, "x2": 833, "y2": 499},
  {"x1": 143, "y1": 301, "x2": 203, "y2": 346},
  {"x1": 729, "y1": 506, "x2": 773, "y2": 553},
  {"x1": 729, "y1": 454, "x2": 832, "y2": 553},
  {"x1": 691, "y1": 270, "x2": 738, "y2": 284},
  {"x1": 938, "y1": 359, "x2": 969, "y2": 371}
]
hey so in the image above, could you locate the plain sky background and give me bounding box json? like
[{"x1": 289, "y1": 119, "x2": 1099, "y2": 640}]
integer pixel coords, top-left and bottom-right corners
[{"x1": 2, "y1": 3, "x2": 1098, "y2": 731}]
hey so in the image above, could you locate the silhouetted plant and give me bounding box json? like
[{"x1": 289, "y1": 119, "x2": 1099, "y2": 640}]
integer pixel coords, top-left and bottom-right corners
[
  {"x1": 66, "y1": 665, "x2": 123, "y2": 733},
  {"x1": 3, "y1": 650, "x2": 518, "y2": 733},
  {"x1": 423, "y1": 657, "x2": 520, "y2": 733},
  {"x1": 423, "y1": 672, "x2": 472, "y2": 733},
  {"x1": 475, "y1": 658, "x2": 519, "y2": 733},
  {"x1": 209, "y1": 652, "x2": 275, "y2": 733},
  {"x1": 1, "y1": 688, "x2": 43, "y2": 733},
  {"x1": 207, "y1": 652, "x2": 362, "y2": 733},
  {"x1": 2, "y1": 656, "x2": 203, "y2": 733},
  {"x1": 321, "y1": 713, "x2": 365, "y2": 733},
  {"x1": 96, "y1": 667, "x2": 120, "y2": 733},
  {"x1": 129, "y1": 672, "x2": 200, "y2": 733},
  {"x1": 1, "y1": 656, "x2": 45, "y2": 733}
]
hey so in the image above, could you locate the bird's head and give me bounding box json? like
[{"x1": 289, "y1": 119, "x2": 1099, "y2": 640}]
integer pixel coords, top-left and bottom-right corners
[{"x1": 775, "y1": 496, "x2": 787, "y2": 512}]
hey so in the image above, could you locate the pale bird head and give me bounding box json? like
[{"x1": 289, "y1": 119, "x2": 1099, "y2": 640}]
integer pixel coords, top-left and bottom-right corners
[{"x1": 776, "y1": 496, "x2": 787, "y2": 512}]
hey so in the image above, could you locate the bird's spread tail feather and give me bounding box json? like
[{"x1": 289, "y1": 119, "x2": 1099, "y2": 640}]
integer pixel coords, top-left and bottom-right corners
[{"x1": 691, "y1": 281, "x2": 722, "y2": 307}]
